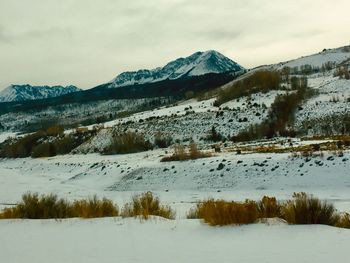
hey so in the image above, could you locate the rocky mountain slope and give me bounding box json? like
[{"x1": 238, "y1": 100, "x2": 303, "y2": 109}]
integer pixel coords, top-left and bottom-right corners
[
  {"x1": 109, "y1": 50, "x2": 244, "y2": 88},
  {"x1": 0, "y1": 84, "x2": 80, "y2": 102}
]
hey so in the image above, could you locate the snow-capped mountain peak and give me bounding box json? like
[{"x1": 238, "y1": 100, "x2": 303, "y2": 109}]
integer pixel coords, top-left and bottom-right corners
[
  {"x1": 109, "y1": 50, "x2": 244, "y2": 88},
  {"x1": 0, "y1": 84, "x2": 81, "y2": 103}
]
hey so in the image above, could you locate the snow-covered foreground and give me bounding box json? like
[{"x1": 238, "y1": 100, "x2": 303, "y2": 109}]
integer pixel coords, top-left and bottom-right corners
[
  {"x1": 0, "y1": 217, "x2": 349, "y2": 263},
  {"x1": 1, "y1": 148, "x2": 350, "y2": 262}
]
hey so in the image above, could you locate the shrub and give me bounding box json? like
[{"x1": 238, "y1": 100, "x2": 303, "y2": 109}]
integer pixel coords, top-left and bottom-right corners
[
  {"x1": 72, "y1": 196, "x2": 119, "y2": 218},
  {"x1": 281, "y1": 192, "x2": 339, "y2": 225},
  {"x1": 121, "y1": 192, "x2": 175, "y2": 220},
  {"x1": 215, "y1": 70, "x2": 282, "y2": 106},
  {"x1": 336, "y1": 213, "x2": 350, "y2": 229},
  {"x1": 0, "y1": 131, "x2": 45, "y2": 158},
  {"x1": 0, "y1": 193, "x2": 71, "y2": 219},
  {"x1": 0, "y1": 193, "x2": 118, "y2": 219},
  {"x1": 46, "y1": 125, "x2": 64, "y2": 137},
  {"x1": 103, "y1": 132, "x2": 153, "y2": 154},
  {"x1": 232, "y1": 78, "x2": 309, "y2": 141},
  {"x1": 334, "y1": 66, "x2": 350, "y2": 79},
  {"x1": 188, "y1": 199, "x2": 259, "y2": 226},
  {"x1": 154, "y1": 132, "x2": 173, "y2": 148},
  {"x1": 161, "y1": 143, "x2": 212, "y2": 162},
  {"x1": 207, "y1": 126, "x2": 223, "y2": 142},
  {"x1": 31, "y1": 142, "x2": 56, "y2": 158},
  {"x1": 187, "y1": 194, "x2": 350, "y2": 228},
  {"x1": 53, "y1": 135, "x2": 80, "y2": 155},
  {"x1": 257, "y1": 196, "x2": 282, "y2": 218}
]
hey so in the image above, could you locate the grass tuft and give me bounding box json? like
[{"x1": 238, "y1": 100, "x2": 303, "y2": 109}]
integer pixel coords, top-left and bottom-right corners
[
  {"x1": 281, "y1": 192, "x2": 339, "y2": 225},
  {"x1": 121, "y1": 192, "x2": 175, "y2": 220},
  {"x1": 188, "y1": 193, "x2": 350, "y2": 228},
  {"x1": 257, "y1": 196, "x2": 282, "y2": 218},
  {"x1": 188, "y1": 199, "x2": 258, "y2": 226},
  {"x1": 0, "y1": 193, "x2": 118, "y2": 219},
  {"x1": 161, "y1": 143, "x2": 212, "y2": 162}
]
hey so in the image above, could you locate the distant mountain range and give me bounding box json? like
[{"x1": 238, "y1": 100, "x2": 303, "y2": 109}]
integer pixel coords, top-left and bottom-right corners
[
  {"x1": 0, "y1": 50, "x2": 243, "y2": 103},
  {"x1": 0, "y1": 84, "x2": 80, "y2": 103},
  {"x1": 109, "y1": 50, "x2": 244, "y2": 88}
]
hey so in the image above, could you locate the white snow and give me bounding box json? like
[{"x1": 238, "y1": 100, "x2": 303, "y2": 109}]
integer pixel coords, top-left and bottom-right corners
[
  {"x1": 1, "y1": 149, "x2": 350, "y2": 214},
  {"x1": 0, "y1": 132, "x2": 16, "y2": 143},
  {"x1": 0, "y1": 218, "x2": 349, "y2": 263},
  {"x1": 277, "y1": 46, "x2": 350, "y2": 69}
]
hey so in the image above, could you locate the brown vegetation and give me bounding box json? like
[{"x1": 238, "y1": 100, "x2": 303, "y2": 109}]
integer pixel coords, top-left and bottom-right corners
[
  {"x1": 103, "y1": 132, "x2": 153, "y2": 154},
  {"x1": 154, "y1": 132, "x2": 173, "y2": 148},
  {"x1": 334, "y1": 66, "x2": 350, "y2": 79},
  {"x1": 188, "y1": 199, "x2": 258, "y2": 226},
  {"x1": 0, "y1": 126, "x2": 93, "y2": 158},
  {"x1": 232, "y1": 77, "x2": 309, "y2": 142},
  {"x1": 121, "y1": 192, "x2": 175, "y2": 220},
  {"x1": 282, "y1": 192, "x2": 338, "y2": 225},
  {"x1": 188, "y1": 193, "x2": 350, "y2": 229},
  {"x1": 161, "y1": 143, "x2": 212, "y2": 162},
  {"x1": 214, "y1": 70, "x2": 282, "y2": 106},
  {"x1": 0, "y1": 193, "x2": 118, "y2": 219}
]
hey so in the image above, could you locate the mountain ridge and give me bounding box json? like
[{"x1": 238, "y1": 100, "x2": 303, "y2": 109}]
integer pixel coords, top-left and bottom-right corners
[
  {"x1": 109, "y1": 50, "x2": 244, "y2": 88},
  {"x1": 0, "y1": 84, "x2": 81, "y2": 103}
]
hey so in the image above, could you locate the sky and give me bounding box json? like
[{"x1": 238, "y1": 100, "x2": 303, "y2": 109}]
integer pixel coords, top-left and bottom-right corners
[{"x1": 0, "y1": 0, "x2": 349, "y2": 90}]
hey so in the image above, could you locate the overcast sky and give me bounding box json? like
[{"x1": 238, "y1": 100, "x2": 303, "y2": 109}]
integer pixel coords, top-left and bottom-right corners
[{"x1": 0, "y1": 0, "x2": 349, "y2": 90}]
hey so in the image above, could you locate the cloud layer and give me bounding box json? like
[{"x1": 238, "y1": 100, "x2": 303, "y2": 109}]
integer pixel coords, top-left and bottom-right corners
[{"x1": 0, "y1": 0, "x2": 349, "y2": 89}]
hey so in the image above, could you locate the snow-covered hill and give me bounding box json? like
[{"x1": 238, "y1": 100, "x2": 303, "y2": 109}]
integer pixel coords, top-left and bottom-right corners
[
  {"x1": 109, "y1": 50, "x2": 244, "y2": 88},
  {"x1": 276, "y1": 45, "x2": 350, "y2": 69},
  {"x1": 0, "y1": 84, "x2": 80, "y2": 102}
]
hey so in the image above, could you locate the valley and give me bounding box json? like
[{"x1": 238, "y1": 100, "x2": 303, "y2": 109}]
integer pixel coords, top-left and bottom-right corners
[{"x1": 0, "y1": 45, "x2": 350, "y2": 263}]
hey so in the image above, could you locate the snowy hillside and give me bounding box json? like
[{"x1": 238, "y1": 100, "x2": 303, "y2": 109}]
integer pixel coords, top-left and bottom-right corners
[
  {"x1": 0, "y1": 84, "x2": 80, "y2": 102},
  {"x1": 109, "y1": 50, "x2": 244, "y2": 88},
  {"x1": 0, "y1": 149, "x2": 349, "y2": 210},
  {"x1": 0, "y1": 45, "x2": 350, "y2": 263},
  {"x1": 276, "y1": 45, "x2": 350, "y2": 69}
]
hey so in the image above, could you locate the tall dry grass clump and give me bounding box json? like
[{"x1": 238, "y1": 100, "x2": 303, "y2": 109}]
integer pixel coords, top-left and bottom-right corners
[
  {"x1": 188, "y1": 194, "x2": 350, "y2": 228},
  {"x1": 281, "y1": 192, "x2": 339, "y2": 225},
  {"x1": 161, "y1": 143, "x2": 212, "y2": 162},
  {"x1": 71, "y1": 196, "x2": 118, "y2": 218},
  {"x1": 188, "y1": 199, "x2": 259, "y2": 226},
  {"x1": 103, "y1": 132, "x2": 153, "y2": 154},
  {"x1": 121, "y1": 192, "x2": 175, "y2": 220},
  {"x1": 0, "y1": 193, "x2": 118, "y2": 219},
  {"x1": 335, "y1": 213, "x2": 350, "y2": 228},
  {"x1": 257, "y1": 196, "x2": 282, "y2": 218}
]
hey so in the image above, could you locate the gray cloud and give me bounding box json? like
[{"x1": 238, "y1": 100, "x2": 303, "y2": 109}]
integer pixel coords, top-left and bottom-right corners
[
  {"x1": 0, "y1": 0, "x2": 349, "y2": 90},
  {"x1": 0, "y1": 25, "x2": 12, "y2": 44}
]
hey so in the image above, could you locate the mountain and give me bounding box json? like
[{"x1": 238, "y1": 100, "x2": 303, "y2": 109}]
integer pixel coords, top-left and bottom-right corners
[
  {"x1": 109, "y1": 50, "x2": 244, "y2": 88},
  {"x1": 0, "y1": 84, "x2": 81, "y2": 102}
]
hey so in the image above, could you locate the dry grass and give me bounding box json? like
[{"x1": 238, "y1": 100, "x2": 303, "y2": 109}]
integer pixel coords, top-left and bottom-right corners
[
  {"x1": 336, "y1": 213, "x2": 350, "y2": 228},
  {"x1": 103, "y1": 132, "x2": 153, "y2": 155},
  {"x1": 229, "y1": 139, "x2": 349, "y2": 156},
  {"x1": 188, "y1": 193, "x2": 350, "y2": 228},
  {"x1": 281, "y1": 192, "x2": 339, "y2": 225},
  {"x1": 188, "y1": 199, "x2": 259, "y2": 226},
  {"x1": 161, "y1": 143, "x2": 212, "y2": 162},
  {"x1": 0, "y1": 193, "x2": 118, "y2": 219},
  {"x1": 71, "y1": 196, "x2": 119, "y2": 218},
  {"x1": 257, "y1": 196, "x2": 282, "y2": 218},
  {"x1": 121, "y1": 192, "x2": 175, "y2": 220}
]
